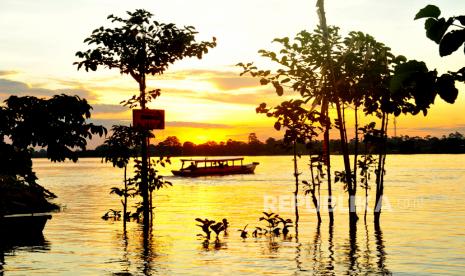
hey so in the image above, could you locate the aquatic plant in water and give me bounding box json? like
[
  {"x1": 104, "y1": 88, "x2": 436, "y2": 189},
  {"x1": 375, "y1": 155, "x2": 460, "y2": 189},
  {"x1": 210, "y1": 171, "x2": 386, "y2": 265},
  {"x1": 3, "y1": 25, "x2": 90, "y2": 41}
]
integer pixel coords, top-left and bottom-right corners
[
  {"x1": 195, "y1": 218, "x2": 228, "y2": 241},
  {"x1": 257, "y1": 212, "x2": 293, "y2": 238},
  {"x1": 238, "y1": 224, "x2": 248, "y2": 239}
]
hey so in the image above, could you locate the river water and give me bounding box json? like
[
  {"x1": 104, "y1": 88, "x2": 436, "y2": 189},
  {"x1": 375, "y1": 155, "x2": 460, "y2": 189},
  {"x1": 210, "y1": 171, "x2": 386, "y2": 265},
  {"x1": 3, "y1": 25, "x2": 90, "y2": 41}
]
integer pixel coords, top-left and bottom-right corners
[{"x1": 1, "y1": 155, "x2": 464, "y2": 275}]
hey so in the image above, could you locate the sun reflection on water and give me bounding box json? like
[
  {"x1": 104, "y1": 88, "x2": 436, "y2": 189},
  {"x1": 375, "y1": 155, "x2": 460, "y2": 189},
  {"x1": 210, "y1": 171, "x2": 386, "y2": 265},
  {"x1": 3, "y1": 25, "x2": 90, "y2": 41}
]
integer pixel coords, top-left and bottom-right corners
[{"x1": 1, "y1": 155, "x2": 464, "y2": 275}]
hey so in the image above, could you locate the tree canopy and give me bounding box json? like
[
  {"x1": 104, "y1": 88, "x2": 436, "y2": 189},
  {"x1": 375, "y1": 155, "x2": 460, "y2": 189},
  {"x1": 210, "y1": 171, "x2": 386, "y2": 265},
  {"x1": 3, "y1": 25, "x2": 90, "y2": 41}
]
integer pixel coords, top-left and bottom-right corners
[
  {"x1": 75, "y1": 9, "x2": 217, "y2": 108},
  {"x1": 0, "y1": 94, "x2": 106, "y2": 213}
]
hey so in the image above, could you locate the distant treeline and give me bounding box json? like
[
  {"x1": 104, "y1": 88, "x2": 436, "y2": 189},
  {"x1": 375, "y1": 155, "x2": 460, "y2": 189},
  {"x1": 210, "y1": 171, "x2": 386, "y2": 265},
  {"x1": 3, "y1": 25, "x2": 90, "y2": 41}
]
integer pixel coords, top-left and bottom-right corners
[{"x1": 31, "y1": 132, "x2": 465, "y2": 158}]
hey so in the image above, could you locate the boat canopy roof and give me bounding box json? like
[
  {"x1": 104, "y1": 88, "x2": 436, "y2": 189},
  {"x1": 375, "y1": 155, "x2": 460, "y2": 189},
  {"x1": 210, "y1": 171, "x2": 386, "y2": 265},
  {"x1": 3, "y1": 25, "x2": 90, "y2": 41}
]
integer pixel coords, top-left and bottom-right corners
[{"x1": 179, "y1": 157, "x2": 244, "y2": 163}]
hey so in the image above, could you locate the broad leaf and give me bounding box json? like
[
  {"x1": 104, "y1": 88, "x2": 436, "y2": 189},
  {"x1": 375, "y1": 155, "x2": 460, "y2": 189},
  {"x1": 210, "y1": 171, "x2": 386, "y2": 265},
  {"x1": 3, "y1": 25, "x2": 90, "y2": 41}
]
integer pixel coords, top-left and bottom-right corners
[
  {"x1": 415, "y1": 5, "x2": 441, "y2": 20},
  {"x1": 456, "y1": 16, "x2": 465, "y2": 26},
  {"x1": 274, "y1": 121, "x2": 281, "y2": 131},
  {"x1": 439, "y1": 29, "x2": 465, "y2": 57},
  {"x1": 273, "y1": 81, "x2": 284, "y2": 96},
  {"x1": 390, "y1": 60, "x2": 428, "y2": 93},
  {"x1": 436, "y1": 74, "x2": 459, "y2": 103},
  {"x1": 425, "y1": 18, "x2": 451, "y2": 44}
]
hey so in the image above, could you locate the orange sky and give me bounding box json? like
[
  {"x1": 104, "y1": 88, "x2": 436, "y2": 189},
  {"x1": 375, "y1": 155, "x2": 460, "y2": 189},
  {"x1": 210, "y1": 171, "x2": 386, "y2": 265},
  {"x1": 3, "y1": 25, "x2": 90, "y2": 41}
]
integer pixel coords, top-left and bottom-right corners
[{"x1": 1, "y1": 0, "x2": 464, "y2": 146}]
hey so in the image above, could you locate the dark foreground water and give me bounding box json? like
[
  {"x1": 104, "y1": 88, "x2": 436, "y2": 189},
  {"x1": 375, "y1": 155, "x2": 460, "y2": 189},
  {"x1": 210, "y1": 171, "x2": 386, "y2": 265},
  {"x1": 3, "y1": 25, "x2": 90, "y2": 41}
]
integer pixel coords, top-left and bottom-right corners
[{"x1": 1, "y1": 155, "x2": 464, "y2": 275}]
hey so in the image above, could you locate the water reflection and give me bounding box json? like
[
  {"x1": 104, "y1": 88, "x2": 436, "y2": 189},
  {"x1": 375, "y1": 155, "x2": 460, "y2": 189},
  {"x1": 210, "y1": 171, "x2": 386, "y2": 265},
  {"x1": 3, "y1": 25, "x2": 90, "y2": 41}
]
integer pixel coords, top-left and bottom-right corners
[
  {"x1": 112, "y1": 226, "x2": 159, "y2": 276},
  {"x1": 310, "y1": 224, "x2": 325, "y2": 273},
  {"x1": 343, "y1": 222, "x2": 392, "y2": 275},
  {"x1": 374, "y1": 223, "x2": 391, "y2": 275},
  {"x1": 140, "y1": 226, "x2": 155, "y2": 275},
  {"x1": 347, "y1": 223, "x2": 360, "y2": 274},
  {"x1": 105, "y1": 219, "x2": 394, "y2": 275},
  {"x1": 327, "y1": 224, "x2": 335, "y2": 273},
  {"x1": 292, "y1": 222, "x2": 391, "y2": 275},
  {"x1": 294, "y1": 220, "x2": 304, "y2": 273},
  {"x1": 199, "y1": 238, "x2": 228, "y2": 251},
  {"x1": 0, "y1": 234, "x2": 49, "y2": 252},
  {"x1": 0, "y1": 234, "x2": 50, "y2": 273},
  {"x1": 114, "y1": 230, "x2": 130, "y2": 275},
  {"x1": 23, "y1": 156, "x2": 463, "y2": 275}
]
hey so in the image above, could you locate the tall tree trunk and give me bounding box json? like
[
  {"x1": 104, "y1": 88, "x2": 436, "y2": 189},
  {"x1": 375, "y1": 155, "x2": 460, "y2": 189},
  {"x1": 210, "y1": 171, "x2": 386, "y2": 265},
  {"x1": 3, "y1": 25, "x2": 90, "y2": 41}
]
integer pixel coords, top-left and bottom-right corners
[
  {"x1": 323, "y1": 105, "x2": 334, "y2": 224},
  {"x1": 123, "y1": 165, "x2": 128, "y2": 229},
  {"x1": 373, "y1": 112, "x2": 387, "y2": 224},
  {"x1": 309, "y1": 156, "x2": 322, "y2": 224},
  {"x1": 293, "y1": 141, "x2": 300, "y2": 228},
  {"x1": 316, "y1": 0, "x2": 336, "y2": 225},
  {"x1": 374, "y1": 113, "x2": 388, "y2": 224},
  {"x1": 139, "y1": 76, "x2": 150, "y2": 228},
  {"x1": 353, "y1": 106, "x2": 359, "y2": 194},
  {"x1": 335, "y1": 100, "x2": 358, "y2": 225},
  {"x1": 364, "y1": 173, "x2": 368, "y2": 223}
]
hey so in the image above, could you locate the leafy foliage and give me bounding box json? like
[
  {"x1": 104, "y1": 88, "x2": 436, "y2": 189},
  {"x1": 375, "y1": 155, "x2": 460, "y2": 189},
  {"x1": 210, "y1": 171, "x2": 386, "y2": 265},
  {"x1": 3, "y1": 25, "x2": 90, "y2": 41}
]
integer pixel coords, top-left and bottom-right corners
[
  {"x1": 103, "y1": 125, "x2": 147, "y2": 168},
  {"x1": 2, "y1": 95, "x2": 106, "y2": 163},
  {"x1": 0, "y1": 94, "x2": 105, "y2": 214},
  {"x1": 240, "y1": 18, "x2": 461, "y2": 223},
  {"x1": 101, "y1": 126, "x2": 171, "y2": 223},
  {"x1": 256, "y1": 100, "x2": 322, "y2": 148},
  {"x1": 390, "y1": 60, "x2": 459, "y2": 114},
  {"x1": 257, "y1": 212, "x2": 292, "y2": 238},
  {"x1": 238, "y1": 224, "x2": 248, "y2": 239},
  {"x1": 75, "y1": 9, "x2": 216, "y2": 108},
  {"x1": 415, "y1": 5, "x2": 465, "y2": 57},
  {"x1": 101, "y1": 209, "x2": 122, "y2": 221},
  {"x1": 75, "y1": 9, "x2": 213, "y2": 224}
]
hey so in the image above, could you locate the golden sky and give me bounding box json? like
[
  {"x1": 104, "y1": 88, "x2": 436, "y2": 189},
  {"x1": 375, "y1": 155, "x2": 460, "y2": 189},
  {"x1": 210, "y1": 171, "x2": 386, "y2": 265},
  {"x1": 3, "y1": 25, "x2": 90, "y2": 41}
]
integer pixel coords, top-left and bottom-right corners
[{"x1": 1, "y1": 0, "x2": 464, "y2": 146}]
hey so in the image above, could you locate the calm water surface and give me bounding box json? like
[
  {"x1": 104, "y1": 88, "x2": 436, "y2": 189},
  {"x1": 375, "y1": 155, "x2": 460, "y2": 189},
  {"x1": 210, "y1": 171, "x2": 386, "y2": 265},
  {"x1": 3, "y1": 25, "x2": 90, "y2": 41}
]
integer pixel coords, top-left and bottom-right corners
[{"x1": 1, "y1": 155, "x2": 465, "y2": 275}]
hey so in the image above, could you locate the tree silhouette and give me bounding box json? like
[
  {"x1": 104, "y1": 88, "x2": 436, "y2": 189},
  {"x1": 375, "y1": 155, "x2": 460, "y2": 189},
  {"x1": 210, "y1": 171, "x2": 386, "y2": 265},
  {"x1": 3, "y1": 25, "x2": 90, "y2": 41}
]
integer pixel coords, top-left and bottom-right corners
[
  {"x1": 257, "y1": 100, "x2": 322, "y2": 226},
  {"x1": 240, "y1": 0, "x2": 461, "y2": 226},
  {"x1": 0, "y1": 94, "x2": 106, "y2": 214},
  {"x1": 415, "y1": 5, "x2": 465, "y2": 58},
  {"x1": 102, "y1": 125, "x2": 145, "y2": 226},
  {"x1": 75, "y1": 9, "x2": 216, "y2": 225}
]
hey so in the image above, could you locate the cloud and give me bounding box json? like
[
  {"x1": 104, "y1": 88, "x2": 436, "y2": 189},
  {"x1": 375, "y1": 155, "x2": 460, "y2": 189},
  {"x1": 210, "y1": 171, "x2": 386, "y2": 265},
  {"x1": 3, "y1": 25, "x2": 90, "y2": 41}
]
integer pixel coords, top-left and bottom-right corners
[
  {"x1": 0, "y1": 70, "x2": 18, "y2": 76},
  {"x1": 88, "y1": 119, "x2": 232, "y2": 129},
  {"x1": 0, "y1": 78, "x2": 97, "y2": 101},
  {"x1": 89, "y1": 118, "x2": 131, "y2": 128},
  {"x1": 0, "y1": 79, "x2": 29, "y2": 93},
  {"x1": 165, "y1": 87, "x2": 277, "y2": 106},
  {"x1": 210, "y1": 77, "x2": 260, "y2": 90},
  {"x1": 152, "y1": 69, "x2": 288, "y2": 105},
  {"x1": 160, "y1": 69, "x2": 261, "y2": 90},
  {"x1": 91, "y1": 104, "x2": 128, "y2": 114},
  {"x1": 407, "y1": 125, "x2": 465, "y2": 137},
  {"x1": 202, "y1": 90, "x2": 276, "y2": 105},
  {"x1": 166, "y1": 121, "x2": 232, "y2": 128}
]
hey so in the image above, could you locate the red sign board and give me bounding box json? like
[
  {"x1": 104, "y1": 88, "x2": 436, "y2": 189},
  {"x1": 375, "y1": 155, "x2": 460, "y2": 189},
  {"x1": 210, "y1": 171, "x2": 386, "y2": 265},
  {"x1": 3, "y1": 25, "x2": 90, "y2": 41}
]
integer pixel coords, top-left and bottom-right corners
[{"x1": 133, "y1": 109, "x2": 165, "y2": 130}]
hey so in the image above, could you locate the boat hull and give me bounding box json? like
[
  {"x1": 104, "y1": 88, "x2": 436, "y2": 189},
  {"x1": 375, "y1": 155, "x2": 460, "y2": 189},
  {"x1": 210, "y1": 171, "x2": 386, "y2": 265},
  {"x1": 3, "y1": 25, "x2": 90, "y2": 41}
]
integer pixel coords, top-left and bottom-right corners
[
  {"x1": 172, "y1": 162, "x2": 259, "y2": 177},
  {"x1": 0, "y1": 214, "x2": 52, "y2": 236}
]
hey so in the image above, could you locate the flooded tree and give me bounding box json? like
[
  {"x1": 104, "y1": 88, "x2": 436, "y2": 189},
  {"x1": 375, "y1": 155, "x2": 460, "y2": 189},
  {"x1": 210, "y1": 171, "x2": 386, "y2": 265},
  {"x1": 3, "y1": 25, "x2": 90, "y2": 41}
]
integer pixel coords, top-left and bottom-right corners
[
  {"x1": 75, "y1": 9, "x2": 216, "y2": 225},
  {"x1": 240, "y1": 0, "x2": 461, "y2": 226},
  {"x1": 256, "y1": 100, "x2": 322, "y2": 225},
  {"x1": 101, "y1": 126, "x2": 144, "y2": 226},
  {"x1": 239, "y1": 26, "x2": 398, "y2": 225},
  {"x1": 0, "y1": 95, "x2": 106, "y2": 215}
]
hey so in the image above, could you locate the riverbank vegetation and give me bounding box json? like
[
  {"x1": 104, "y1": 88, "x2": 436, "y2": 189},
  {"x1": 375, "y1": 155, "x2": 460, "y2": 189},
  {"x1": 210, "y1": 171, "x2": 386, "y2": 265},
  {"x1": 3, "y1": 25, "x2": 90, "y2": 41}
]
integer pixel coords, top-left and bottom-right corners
[
  {"x1": 31, "y1": 131, "x2": 465, "y2": 158},
  {"x1": 0, "y1": 95, "x2": 106, "y2": 215}
]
